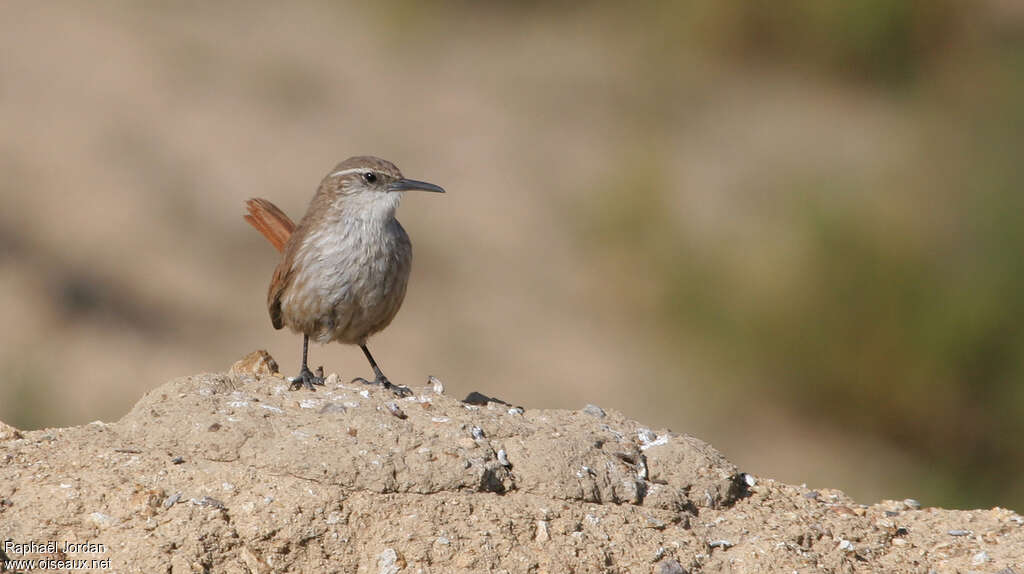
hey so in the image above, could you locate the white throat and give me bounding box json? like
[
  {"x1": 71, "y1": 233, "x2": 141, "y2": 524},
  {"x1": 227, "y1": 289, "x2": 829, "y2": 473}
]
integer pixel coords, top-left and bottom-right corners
[{"x1": 335, "y1": 191, "x2": 404, "y2": 223}]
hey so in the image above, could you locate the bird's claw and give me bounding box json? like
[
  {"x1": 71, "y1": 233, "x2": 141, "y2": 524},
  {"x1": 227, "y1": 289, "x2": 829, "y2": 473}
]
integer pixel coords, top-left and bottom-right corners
[
  {"x1": 351, "y1": 375, "x2": 412, "y2": 397},
  {"x1": 290, "y1": 366, "x2": 325, "y2": 391}
]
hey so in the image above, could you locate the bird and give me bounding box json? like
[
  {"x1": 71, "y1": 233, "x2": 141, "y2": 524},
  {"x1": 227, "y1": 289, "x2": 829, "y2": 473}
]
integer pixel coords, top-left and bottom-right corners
[{"x1": 244, "y1": 156, "x2": 445, "y2": 394}]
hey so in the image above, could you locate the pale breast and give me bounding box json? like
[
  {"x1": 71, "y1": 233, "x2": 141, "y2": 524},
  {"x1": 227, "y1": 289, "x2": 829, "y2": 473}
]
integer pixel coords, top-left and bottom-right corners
[{"x1": 280, "y1": 216, "x2": 412, "y2": 344}]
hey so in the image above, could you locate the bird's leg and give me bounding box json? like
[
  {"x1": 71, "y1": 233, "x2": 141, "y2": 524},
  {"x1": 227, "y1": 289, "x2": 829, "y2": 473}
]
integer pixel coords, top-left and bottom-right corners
[
  {"x1": 290, "y1": 334, "x2": 324, "y2": 391},
  {"x1": 352, "y1": 344, "x2": 411, "y2": 397}
]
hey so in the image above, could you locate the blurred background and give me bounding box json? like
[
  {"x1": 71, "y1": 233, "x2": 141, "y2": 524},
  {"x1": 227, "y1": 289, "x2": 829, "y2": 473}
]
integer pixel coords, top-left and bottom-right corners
[{"x1": 1, "y1": 1, "x2": 1023, "y2": 511}]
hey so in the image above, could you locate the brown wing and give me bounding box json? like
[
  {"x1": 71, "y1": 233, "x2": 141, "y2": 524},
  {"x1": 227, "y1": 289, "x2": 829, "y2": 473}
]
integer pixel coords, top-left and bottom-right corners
[
  {"x1": 244, "y1": 198, "x2": 298, "y2": 329},
  {"x1": 267, "y1": 258, "x2": 293, "y2": 330},
  {"x1": 244, "y1": 198, "x2": 295, "y2": 253}
]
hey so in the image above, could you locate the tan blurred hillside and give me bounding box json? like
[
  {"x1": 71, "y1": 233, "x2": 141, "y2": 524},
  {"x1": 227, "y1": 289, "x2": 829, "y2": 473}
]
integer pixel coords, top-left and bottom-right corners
[{"x1": 1, "y1": 2, "x2": 1023, "y2": 510}]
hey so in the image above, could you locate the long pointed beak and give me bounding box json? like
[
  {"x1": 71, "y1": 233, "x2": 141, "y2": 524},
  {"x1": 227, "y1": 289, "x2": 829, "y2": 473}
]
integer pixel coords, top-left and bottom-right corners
[{"x1": 389, "y1": 178, "x2": 445, "y2": 193}]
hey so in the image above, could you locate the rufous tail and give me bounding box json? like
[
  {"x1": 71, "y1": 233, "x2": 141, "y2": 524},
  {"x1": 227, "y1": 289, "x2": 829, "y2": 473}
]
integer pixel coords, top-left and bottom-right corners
[{"x1": 244, "y1": 198, "x2": 296, "y2": 253}]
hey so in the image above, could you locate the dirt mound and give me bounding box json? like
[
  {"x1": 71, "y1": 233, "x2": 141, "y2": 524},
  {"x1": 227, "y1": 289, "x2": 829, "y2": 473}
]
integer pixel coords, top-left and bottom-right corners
[{"x1": 1, "y1": 353, "x2": 1021, "y2": 573}]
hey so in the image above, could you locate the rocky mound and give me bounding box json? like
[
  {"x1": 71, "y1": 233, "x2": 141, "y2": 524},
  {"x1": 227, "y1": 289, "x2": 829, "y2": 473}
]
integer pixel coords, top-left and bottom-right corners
[{"x1": 1, "y1": 352, "x2": 1021, "y2": 573}]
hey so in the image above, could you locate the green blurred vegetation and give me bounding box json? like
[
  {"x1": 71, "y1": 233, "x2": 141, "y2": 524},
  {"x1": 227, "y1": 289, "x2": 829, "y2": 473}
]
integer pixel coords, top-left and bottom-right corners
[
  {"x1": 582, "y1": 2, "x2": 1024, "y2": 509},
  {"x1": 681, "y1": 0, "x2": 962, "y2": 85}
]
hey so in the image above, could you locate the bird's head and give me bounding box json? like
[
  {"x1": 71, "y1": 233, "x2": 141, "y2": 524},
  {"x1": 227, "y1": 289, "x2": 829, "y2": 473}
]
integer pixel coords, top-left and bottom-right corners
[{"x1": 321, "y1": 156, "x2": 444, "y2": 220}]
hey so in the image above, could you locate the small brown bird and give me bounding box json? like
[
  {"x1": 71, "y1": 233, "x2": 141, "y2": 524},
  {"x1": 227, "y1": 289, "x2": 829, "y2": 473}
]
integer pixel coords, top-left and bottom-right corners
[{"x1": 244, "y1": 156, "x2": 445, "y2": 393}]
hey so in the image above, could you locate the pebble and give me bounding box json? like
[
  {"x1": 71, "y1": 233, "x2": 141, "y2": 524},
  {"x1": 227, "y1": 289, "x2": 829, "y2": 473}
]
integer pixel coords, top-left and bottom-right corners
[
  {"x1": 163, "y1": 492, "x2": 182, "y2": 508},
  {"x1": 427, "y1": 375, "x2": 445, "y2": 394},
  {"x1": 384, "y1": 402, "x2": 407, "y2": 420},
  {"x1": 655, "y1": 559, "x2": 688, "y2": 574},
  {"x1": 838, "y1": 539, "x2": 854, "y2": 552},
  {"x1": 463, "y1": 391, "x2": 491, "y2": 405},
  {"x1": 535, "y1": 520, "x2": 550, "y2": 543},
  {"x1": 507, "y1": 407, "x2": 524, "y2": 416},
  {"x1": 192, "y1": 496, "x2": 225, "y2": 509},
  {"x1": 377, "y1": 548, "x2": 404, "y2": 574},
  {"x1": 646, "y1": 516, "x2": 667, "y2": 530},
  {"x1": 583, "y1": 404, "x2": 606, "y2": 418},
  {"x1": 707, "y1": 540, "x2": 733, "y2": 549},
  {"x1": 497, "y1": 449, "x2": 510, "y2": 467},
  {"x1": 640, "y1": 434, "x2": 669, "y2": 451},
  {"x1": 972, "y1": 551, "x2": 989, "y2": 565},
  {"x1": 89, "y1": 512, "x2": 117, "y2": 528},
  {"x1": 742, "y1": 473, "x2": 757, "y2": 487},
  {"x1": 903, "y1": 498, "x2": 921, "y2": 510},
  {"x1": 0, "y1": 425, "x2": 23, "y2": 440},
  {"x1": 638, "y1": 428, "x2": 657, "y2": 443},
  {"x1": 229, "y1": 350, "x2": 279, "y2": 376},
  {"x1": 947, "y1": 529, "x2": 972, "y2": 536},
  {"x1": 471, "y1": 426, "x2": 486, "y2": 440}
]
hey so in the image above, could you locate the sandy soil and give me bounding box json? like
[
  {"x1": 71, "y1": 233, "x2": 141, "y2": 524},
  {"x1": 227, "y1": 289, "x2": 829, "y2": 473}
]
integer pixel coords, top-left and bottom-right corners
[{"x1": 0, "y1": 352, "x2": 1020, "y2": 573}]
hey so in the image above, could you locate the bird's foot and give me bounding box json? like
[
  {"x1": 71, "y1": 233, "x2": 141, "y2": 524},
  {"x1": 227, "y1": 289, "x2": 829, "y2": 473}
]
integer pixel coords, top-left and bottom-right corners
[
  {"x1": 351, "y1": 374, "x2": 412, "y2": 397},
  {"x1": 289, "y1": 366, "x2": 325, "y2": 391}
]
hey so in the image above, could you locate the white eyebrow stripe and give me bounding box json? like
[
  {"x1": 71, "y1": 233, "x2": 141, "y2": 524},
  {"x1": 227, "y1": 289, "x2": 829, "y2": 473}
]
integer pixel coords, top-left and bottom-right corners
[{"x1": 327, "y1": 167, "x2": 369, "y2": 178}]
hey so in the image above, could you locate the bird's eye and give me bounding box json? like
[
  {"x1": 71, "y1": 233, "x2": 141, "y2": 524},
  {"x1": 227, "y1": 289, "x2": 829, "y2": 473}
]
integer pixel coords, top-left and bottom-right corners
[{"x1": 363, "y1": 172, "x2": 377, "y2": 184}]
